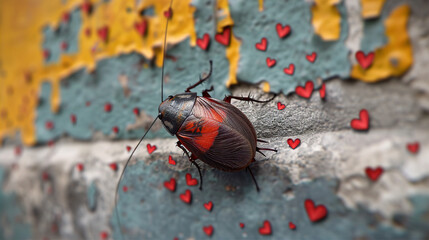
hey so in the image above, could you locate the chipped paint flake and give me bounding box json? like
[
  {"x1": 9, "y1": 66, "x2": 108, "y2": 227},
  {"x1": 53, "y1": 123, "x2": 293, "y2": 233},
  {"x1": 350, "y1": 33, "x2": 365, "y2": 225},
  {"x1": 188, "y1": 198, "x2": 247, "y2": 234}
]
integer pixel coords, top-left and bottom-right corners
[
  {"x1": 361, "y1": 0, "x2": 386, "y2": 19},
  {"x1": 351, "y1": 5, "x2": 413, "y2": 82},
  {"x1": 311, "y1": 0, "x2": 341, "y2": 41}
]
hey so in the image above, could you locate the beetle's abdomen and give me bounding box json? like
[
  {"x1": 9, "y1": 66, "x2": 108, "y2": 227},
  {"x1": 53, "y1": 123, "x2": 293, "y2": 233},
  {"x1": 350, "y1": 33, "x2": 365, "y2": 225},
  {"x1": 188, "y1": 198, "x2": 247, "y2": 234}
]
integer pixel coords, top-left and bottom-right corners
[{"x1": 176, "y1": 97, "x2": 257, "y2": 172}]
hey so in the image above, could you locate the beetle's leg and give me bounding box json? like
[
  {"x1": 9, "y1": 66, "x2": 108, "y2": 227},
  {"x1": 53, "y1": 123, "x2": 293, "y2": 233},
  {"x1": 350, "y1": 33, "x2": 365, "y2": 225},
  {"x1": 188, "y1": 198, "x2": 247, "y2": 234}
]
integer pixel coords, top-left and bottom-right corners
[
  {"x1": 257, "y1": 139, "x2": 268, "y2": 143},
  {"x1": 202, "y1": 86, "x2": 214, "y2": 98},
  {"x1": 223, "y1": 93, "x2": 277, "y2": 104},
  {"x1": 185, "y1": 60, "x2": 213, "y2": 92},
  {"x1": 176, "y1": 141, "x2": 203, "y2": 190},
  {"x1": 247, "y1": 166, "x2": 260, "y2": 192}
]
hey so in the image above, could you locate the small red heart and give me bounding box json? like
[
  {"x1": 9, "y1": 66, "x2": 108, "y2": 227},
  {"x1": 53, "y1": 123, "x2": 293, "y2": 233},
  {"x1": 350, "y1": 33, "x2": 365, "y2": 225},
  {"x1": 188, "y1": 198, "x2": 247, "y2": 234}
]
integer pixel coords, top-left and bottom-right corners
[
  {"x1": 134, "y1": 19, "x2": 148, "y2": 36},
  {"x1": 351, "y1": 109, "x2": 369, "y2": 131},
  {"x1": 255, "y1": 37, "x2": 267, "y2": 51},
  {"x1": 289, "y1": 221, "x2": 296, "y2": 230},
  {"x1": 277, "y1": 102, "x2": 285, "y2": 110},
  {"x1": 81, "y1": 2, "x2": 92, "y2": 15},
  {"x1": 295, "y1": 81, "x2": 314, "y2": 99},
  {"x1": 15, "y1": 146, "x2": 22, "y2": 156},
  {"x1": 126, "y1": 146, "x2": 131, "y2": 152},
  {"x1": 215, "y1": 27, "x2": 231, "y2": 46},
  {"x1": 365, "y1": 167, "x2": 383, "y2": 181},
  {"x1": 239, "y1": 223, "x2": 245, "y2": 228},
  {"x1": 180, "y1": 189, "x2": 192, "y2": 204},
  {"x1": 43, "y1": 49, "x2": 50, "y2": 60},
  {"x1": 259, "y1": 220, "x2": 272, "y2": 235},
  {"x1": 276, "y1": 23, "x2": 291, "y2": 38},
  {"x1": 203, "y1": 225, "x2": 213, "y2": 236},
  {"x1": 204, "y1": 201, "x2": 213, "y2": 211},
  {"x1": 306, "y1": 52, "x2": 317, "y2": 63},
  {"x1": 305, "y1": 199, "x2": 327, "y2": 222},
  {"x1": 133, "y1": 108, "x2": 139, "y2": 116},
  {"x1": 168, "y1": 155, "x2": 176, "y2": 165},
  {"x1": 97, "y1": 26, "x2": 109, "y2": 42},
  {"x1": 283, "y1": 64, "x2": 295, "y2": 75},
  {"x1": 356, "y1": 51, "x2": 375, "y2": 69},
  {"x1": 70, "y1": 114, "x2": 77, "y2": 124},
  {"x1": 164, "y1": 178, "x2": 176, "y2": 192},
  {"x1": 164, "y1": 8, "x2": 172, "y2": 19},
  {"x1": 319, "y1": 83, "x2": 326, "y2": 100},
  {"x1": 407, "y1": 142, "x2": 419, "y2": 154},
  {"x1": 61, "y1": 41, "x2": 68, "y2": 51},
  {"x1": 186, "y1": 173, "x2": 198, "y2": 186},
  {"x1": 287, "y1": 138, "x2": 300, "y2": 149},
  {"x1": 100, "y1": 231, "x2": 108, "y2": 240},
  {"x1": 45, "y1": 121, "x2": 54, "y2": 130},
  {"x1": 104, "y1": 103, "x2": 112, "y2": 112},
  {"x1": 197, "y1": 33, "x2": 210, "y2": 50},
  {"x1": 122, "y1": 186, "x2": 128, "y2": 192},
  {"x1": 147, "y1": 144, "x2": 156, "y2": 154},
  {"x1": 266, "y1": 57, "x2": 276, "y2": 68},
  {"x1": 62, "y1": 12, "x2": 70, "y2": 23},
  {"x1": 112, "y1": 126, "x2": 119, "y2": 134},
  {"x1": 76, "y1": 163, "x2": 84, "y2": 172},
  {"x1": 109, "y1": 163, "x2": 118, "y2": 171}
]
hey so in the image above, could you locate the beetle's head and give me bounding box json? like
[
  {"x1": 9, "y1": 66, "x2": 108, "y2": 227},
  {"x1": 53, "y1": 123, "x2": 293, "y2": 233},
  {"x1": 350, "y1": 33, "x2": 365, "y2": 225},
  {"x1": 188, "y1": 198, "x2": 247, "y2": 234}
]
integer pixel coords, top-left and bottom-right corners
[{"x1": 158, "y1": 92, "x2": 197, "y2": 135}]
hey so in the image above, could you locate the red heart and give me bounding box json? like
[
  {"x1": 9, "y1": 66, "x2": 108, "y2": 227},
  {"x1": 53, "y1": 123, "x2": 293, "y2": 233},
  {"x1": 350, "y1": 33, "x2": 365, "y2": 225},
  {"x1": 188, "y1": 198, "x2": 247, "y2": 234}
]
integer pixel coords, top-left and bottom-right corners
[
  {"x1": 287, "y1": 138, "x2": 300, "y2": 149},
  {"x1": 197, "y1": 33, "x2": 210, "y2": 50},
  {"x1": 215, "y1": 27, "x2": 231, "y2": 46},
  {"x1": 70, "y1": 114, "x2": 77, "y2": 124},
  {"x1": 122, "y1": 186, "x2": 128, "y2": 192},
  {"x1": 164, "y1": 8, "x2": 172, "y2": 19},
  {"x1": 204, "y1": 201, "x2": 213, "y2": 211},
  {"x1": 306, "y1": 52, "x2": 317, "y2": 63},
  {"x1": 319, "y1": 83, "x2": 326, "y2": 100},
  {"x1": 203, "y1": 225, "x2": 213, "y2": 236},
  {"x1": 133, "y1": 108, "x2": 139, "y2": 116},
  {"x1": 163, "y1": 178, "x2": 176, "y2": 192},
  {"x1": 126, "y1": 146, "x2": 131, "y2": 152},
  {"x1": 407, "y1": 142, "x2": 419, "y2": 154},
  {"x1": 289, "y1": 222, "x2": 296, "y2": 230},
  {"x1": 147, "y1": 144, "x2": 156, "y2": 154},
  {"x1": 355, "y1": 51, "x2": 374, "y2": 69},
  {"x1": 76, "y1": 163, "x2": 84, "y2": 172},
  {"x1": 283, "y1": 64, "x2": 295, "y2": 75},
  {"x1": 295, "y1": 81, "x2": 314, "y2": 99},
  {"x1": 276, "y1": 23, "x2": 291, "y2": 38},
  {"x1": 168, "y1": 155, "x2": 176, "y2": 165},
  {"x1": 277, "y1": 102, "x2": 285, "y2": 110},
  {"x1": 61, "y1": 41, "x2": 68, "y2": 51},
  {"x1": 100, "y1": 231, "x2": 108, "y2": 240},
  {"x1": 62, "y1": 12, "x2": 70, "y2": 23},
  {"x1": 81, "y1": 2, "x2": 92, "y2": 15},
  {"x1": 104, "y1": 103, "x2": 112, "y2": 112},
  {"x1": 180, "y1": 189, "x2": 192, "y2": 204},
  {"x1": 45, "y1": 121, "x2": 54, "y2": 130},
  {"x1": 266, "y1": 57, "x2": 276, "y2": 68},
  {"x1": 97, "y1": 26, "x2": 109, "y2": 42},
  {"x1": 134, "y1": 19, "x2": 147, "y2": 36},
  {"x1": 43, "y1": 49, "x2": 50, "y2": 60},
  {"x1": 239, "y1": 223, "x2": 245, "y2": 228},
  {"x1": 112, "y1": 126, "x2": 119, "y2": 134},
  {"x1": 305, "y1": 199, "x2": 327, "y2": 222},
  {"x1": 255, "y1": 37, "x2": 267, "y2": 51},
  {"x1": 350, "y1": 109, "x2": 369, "y2": 131},
  {"x1": 258, "y1": 220, "x2": 272, "y2": 235},
  {"x1": 109, "y1": 163, "x2": 118, "y2": 171},
  {"x1": 365, "y1": 167, "x2": 383, "y2": 181},
  {"x1": 186, "y1": 173, "x2": 198, "y2": 186}
]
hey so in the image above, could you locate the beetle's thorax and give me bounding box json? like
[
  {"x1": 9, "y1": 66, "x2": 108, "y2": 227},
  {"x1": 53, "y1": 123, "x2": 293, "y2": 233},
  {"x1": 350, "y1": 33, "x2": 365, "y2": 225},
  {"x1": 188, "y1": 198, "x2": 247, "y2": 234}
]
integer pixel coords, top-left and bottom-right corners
[{"x1": 158, "y1": 92, "x2": 197, "y2": 135}]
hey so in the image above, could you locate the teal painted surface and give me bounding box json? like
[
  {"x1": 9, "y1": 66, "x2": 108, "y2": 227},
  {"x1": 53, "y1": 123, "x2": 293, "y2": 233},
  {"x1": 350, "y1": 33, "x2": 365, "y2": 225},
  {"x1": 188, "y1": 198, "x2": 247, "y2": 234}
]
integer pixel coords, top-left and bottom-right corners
[
  {"x1": 0, "y1": 168, "x2": 32, "y2": 240},
  {"x1": 87, "y1": 181, "x2": 98, "y2": 211},
  {"x1": 360, "y1": 5, "x2": 389, "y2": 53},
  {"x1": 111, "y1": 160, "x2": 429, "y2": 240}
]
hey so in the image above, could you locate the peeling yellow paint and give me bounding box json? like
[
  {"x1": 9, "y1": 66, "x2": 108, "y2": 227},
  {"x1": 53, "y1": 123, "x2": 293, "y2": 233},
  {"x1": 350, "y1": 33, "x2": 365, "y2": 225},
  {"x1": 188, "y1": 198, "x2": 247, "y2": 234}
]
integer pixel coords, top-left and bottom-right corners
[
  {"x1": 361, "y1": 0, "x2": 386, "y2": 19},
  {"x1": 259, "y1": 0, "x2": 264, "y2": 12},
  {"x1": 261, "y1": 82, "x2": 270, "y2": 93},
  {"x1": 216, "y1": 0, "x2": 234, "y2": 32},
  {"x1": 311, "y1": 0, "x2": 341, "y2": 41},
  {"x1": 0, "y1": 0, "x2": 196, "y2": 145},
  {"x1": 351, "y1": 5, "x2": 412, "y2": 82}
]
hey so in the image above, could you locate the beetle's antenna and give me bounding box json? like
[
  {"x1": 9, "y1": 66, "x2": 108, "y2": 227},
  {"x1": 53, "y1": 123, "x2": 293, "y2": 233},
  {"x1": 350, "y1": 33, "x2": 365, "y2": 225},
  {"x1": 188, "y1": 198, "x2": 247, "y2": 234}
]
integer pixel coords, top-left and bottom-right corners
[
  {"x1": 115, "y1": 116, "x2": 159, "y2": 240},
  {"x1": 161, "y1": 0, "x2": 174, "y2": 102}
]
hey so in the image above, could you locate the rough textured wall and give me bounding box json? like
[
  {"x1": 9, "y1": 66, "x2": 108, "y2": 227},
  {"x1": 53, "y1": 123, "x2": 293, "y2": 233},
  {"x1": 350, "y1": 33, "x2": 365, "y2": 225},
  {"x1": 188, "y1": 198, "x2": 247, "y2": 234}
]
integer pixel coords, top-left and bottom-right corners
[{"x1": 0, "y1": 0, "x2": 429, "y2": 239}]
